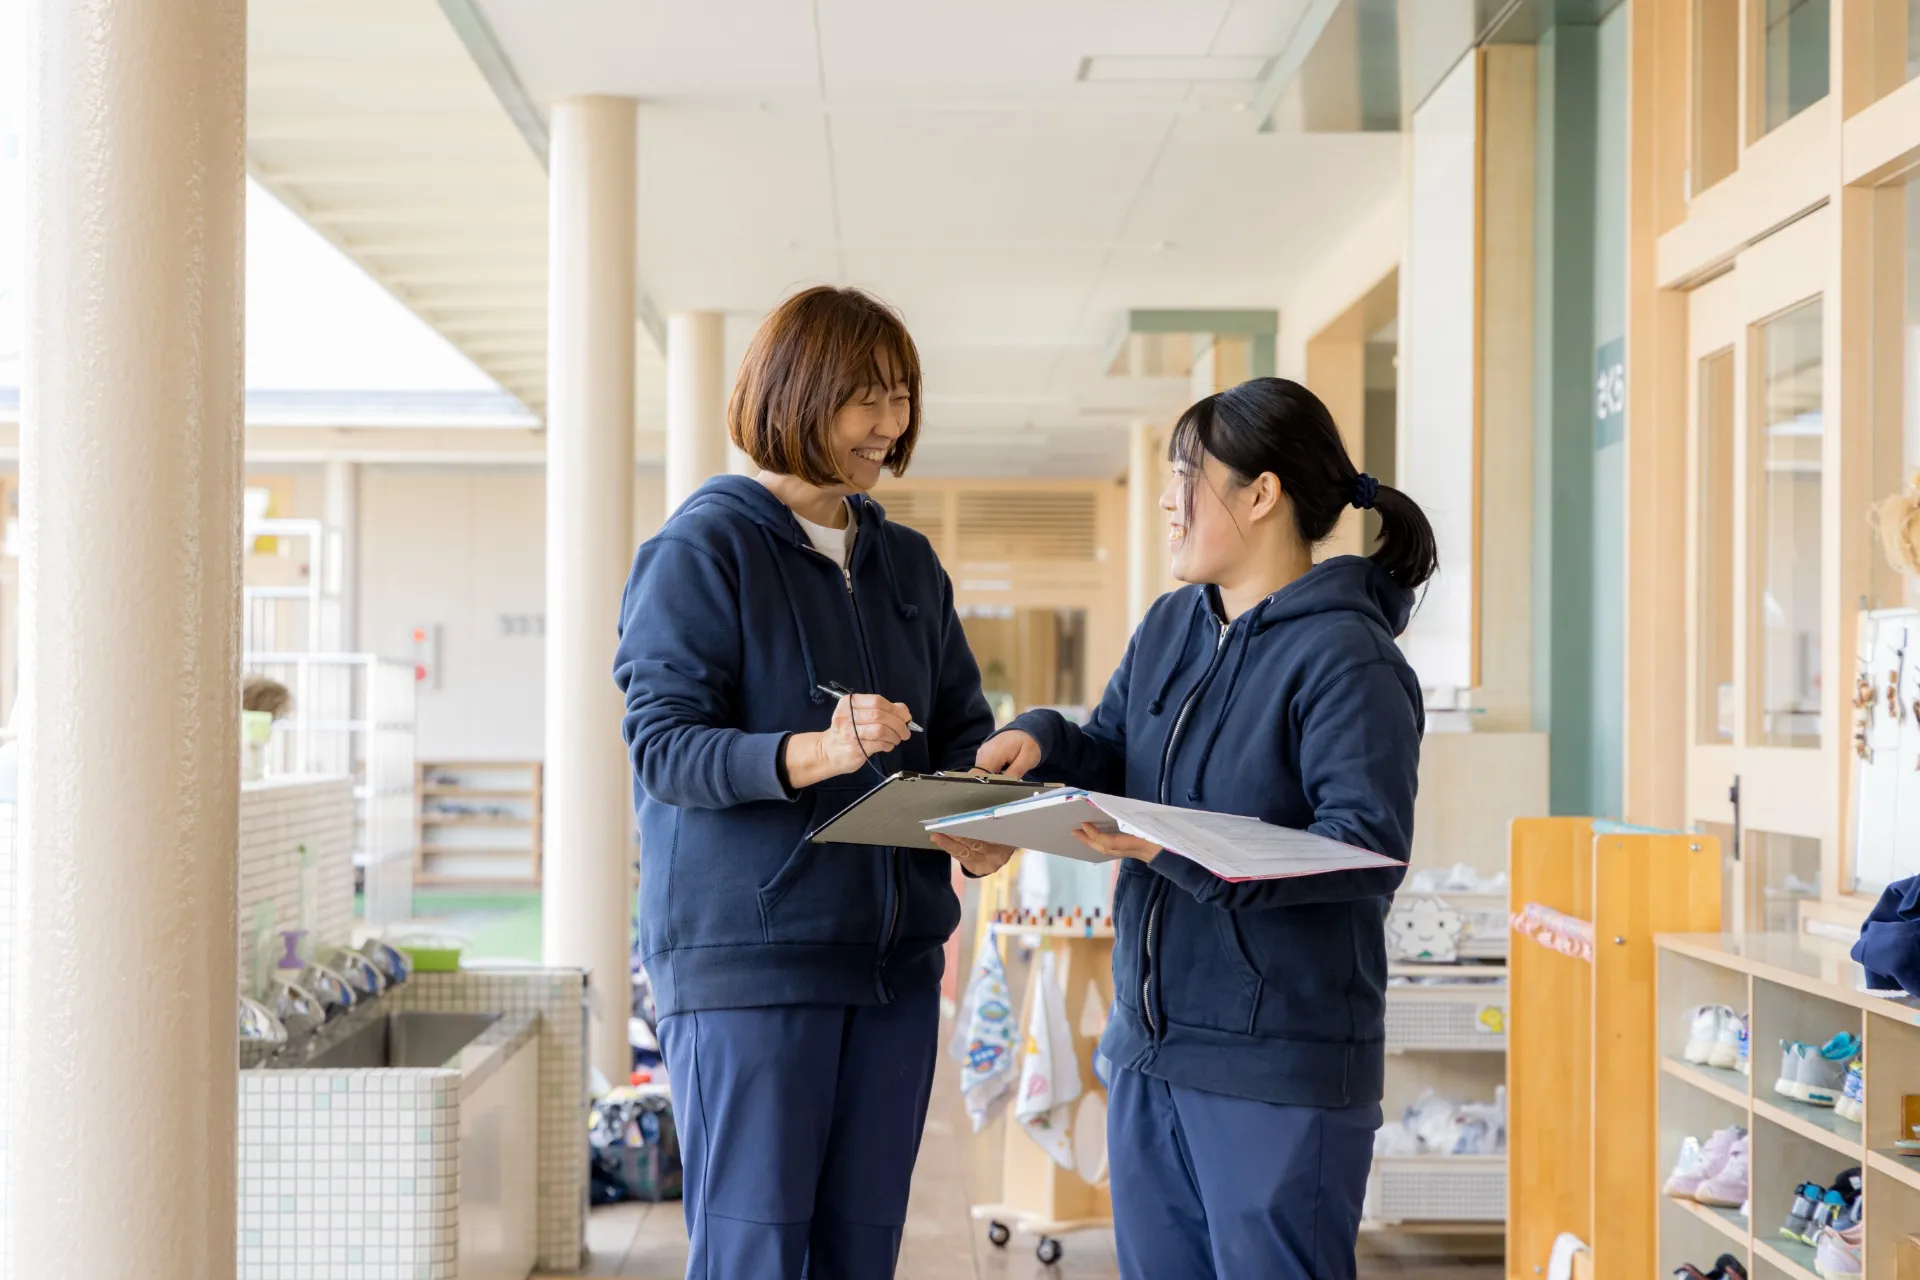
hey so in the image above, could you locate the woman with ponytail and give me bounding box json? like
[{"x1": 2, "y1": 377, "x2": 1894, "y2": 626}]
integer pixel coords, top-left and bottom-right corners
[{"x1": 970, "y1": 377, "x2": 1436, "y2": 1279}]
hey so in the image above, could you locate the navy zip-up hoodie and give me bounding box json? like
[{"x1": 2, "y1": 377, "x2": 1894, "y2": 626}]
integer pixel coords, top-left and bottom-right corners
[
  {"x1": 613, "y1": 475, "x2": 995, "y2": 1018},
  {"x1": 1005, "y1": 556, "x2": 1423, "y2": 1109}
]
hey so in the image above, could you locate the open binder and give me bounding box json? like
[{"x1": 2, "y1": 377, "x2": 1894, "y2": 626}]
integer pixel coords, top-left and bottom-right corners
[
  {"x1": 924, "y1": 789, "x2": 1400, "y2": 882},
  {"x1": 807, "y1": 771, "x2": 1056, "y2": 851}
]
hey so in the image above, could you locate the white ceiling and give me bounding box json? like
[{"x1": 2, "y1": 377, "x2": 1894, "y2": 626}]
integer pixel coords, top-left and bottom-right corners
[
  {"x1": 248, "y1": 0, "x2": 555, "y2": 416},
  {"x1": 471, "y1": 0, "x2": 1404, "y2": 477}
]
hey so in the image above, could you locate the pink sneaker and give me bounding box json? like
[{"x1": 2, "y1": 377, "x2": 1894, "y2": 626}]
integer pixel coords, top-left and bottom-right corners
[
  {"x1": 1665, "y1": 1127, "x2": 1741, "y2": 1198},
  {"x1": 1815, "y1": 1222, "x2": 1862, "y2": 1278},
  {"x1": 1694, "y1": 1134, "x2": 1749, "y2": 1207}
]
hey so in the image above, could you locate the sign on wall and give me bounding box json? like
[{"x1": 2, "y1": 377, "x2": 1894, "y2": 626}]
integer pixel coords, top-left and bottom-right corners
[{"x1": 1595, "y1": 336, "x2": 1626, "y2": 449}]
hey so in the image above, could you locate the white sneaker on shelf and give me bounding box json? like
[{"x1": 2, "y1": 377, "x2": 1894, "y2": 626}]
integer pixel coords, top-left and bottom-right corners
[
  {"x1": 1685, "y1": 1005, "x2": 1727, "y2": 1064},
  {"x1": 1708, "y1": 1010, "x2": 1746, "y2": 1070}
]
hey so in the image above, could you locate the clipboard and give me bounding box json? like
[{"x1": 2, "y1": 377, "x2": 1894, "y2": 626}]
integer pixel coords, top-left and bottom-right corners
[{"x1": 807, "y1": 771, "x2": 1055, "y2": 851}]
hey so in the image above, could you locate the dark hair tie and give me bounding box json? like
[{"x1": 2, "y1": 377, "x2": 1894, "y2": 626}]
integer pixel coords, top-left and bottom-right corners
[{"x1": 1351, "y1": 472, "x2": 1380, "y2": 511}]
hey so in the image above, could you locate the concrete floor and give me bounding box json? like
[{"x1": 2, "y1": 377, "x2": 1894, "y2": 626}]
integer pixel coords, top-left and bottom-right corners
[{"x1": 544, "y1": 1042, "x2": 1503, "y2": 1280}]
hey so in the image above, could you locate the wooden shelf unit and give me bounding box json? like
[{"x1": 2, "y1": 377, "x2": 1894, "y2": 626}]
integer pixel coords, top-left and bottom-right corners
[
  {"x1": 1654, "y1": 933, "x2": 1920, "y2": 1280},
  {"x1": 1507, "y1": 818, "x2": 1723, "y2": 1280},
  {"x1": 414, "y1": 760, "x2": 543, "y2": 888}
]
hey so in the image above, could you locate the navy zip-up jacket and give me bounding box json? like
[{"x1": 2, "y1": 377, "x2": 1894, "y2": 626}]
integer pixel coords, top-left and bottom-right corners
[
  {"x1": 613, "y1": 475, "x2": 995, "y2": 1017},
  {"x1": 1004, "y1": 556, "x2": 1423, "y2": 1109}
]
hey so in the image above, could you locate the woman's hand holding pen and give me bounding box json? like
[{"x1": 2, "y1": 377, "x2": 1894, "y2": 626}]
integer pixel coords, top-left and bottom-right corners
[{"x1": 784, "y1": 692, "x2": 914, "y2": 789}]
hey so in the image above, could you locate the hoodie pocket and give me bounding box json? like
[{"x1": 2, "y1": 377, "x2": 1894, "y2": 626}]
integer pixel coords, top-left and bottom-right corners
[
  {"x1": 1239, "y1": 902, "x2": 1360, "y2": 1040},
  {"x1": 756, "y1": 796, "x2": 884, "y2": 945},
  {"x1": 1154, "y1": 892, "x2": 1260, "y2": 1035}
]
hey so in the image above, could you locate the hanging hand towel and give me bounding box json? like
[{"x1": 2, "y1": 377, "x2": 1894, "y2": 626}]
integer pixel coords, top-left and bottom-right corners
[
  {"x1": 1015, "y1": 950, "x2": 1083, "y2": 1169},
  {"x1": 950, "y1": 935, "x2": 1018, "y2": 1133}
]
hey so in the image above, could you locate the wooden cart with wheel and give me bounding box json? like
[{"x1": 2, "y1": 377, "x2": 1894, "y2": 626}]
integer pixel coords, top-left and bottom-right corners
[{"x1": 969, "y1": 916, "x2": 1115, "y2": 1269}]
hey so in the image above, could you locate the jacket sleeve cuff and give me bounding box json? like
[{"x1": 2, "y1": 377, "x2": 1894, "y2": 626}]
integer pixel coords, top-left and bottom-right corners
[
  {"x1": 1151, "y1": 851, "x2": 1224, "y2": 904},
  {"x1": 1002, "y1": 709, "x2": 1066, "y2": 769},
  {"x1": 727, "y1": 731, "x2": 797, "y2": 805}
]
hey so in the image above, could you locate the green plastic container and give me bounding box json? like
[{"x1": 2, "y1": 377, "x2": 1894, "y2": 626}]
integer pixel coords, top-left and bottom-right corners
[{"x1": 390, "y1": 933, "x2": 463, "y2": 973}]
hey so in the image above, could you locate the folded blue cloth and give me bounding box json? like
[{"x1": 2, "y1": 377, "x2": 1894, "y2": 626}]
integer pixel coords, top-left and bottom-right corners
[{"x1": 1851, "y1": 876, "x2": 1920, "y2": 994}]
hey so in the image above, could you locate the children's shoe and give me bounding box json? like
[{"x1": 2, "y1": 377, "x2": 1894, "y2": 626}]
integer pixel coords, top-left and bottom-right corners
[
  {"x1": 1815, "y1": 1222, "x2": 1863, "y2": 1278},
  {"x1": 1687, "y1": 1005, "x2": 1728, "y2": 1063},
  {"x1": 1781, "y1": 1182, "x2": 1823, "y2": 1242},
  {"x1": 1801, "y1": 1035, "x2": 1862, "y2": 1107},
  {"x1": 1834, "y1": 1059, "x2": 1864, "y2": 1122},
  {"x1": 1777, "y1": 1041, "x2": 1809, "y2": 1097},
  {"x1": 1713, "y1": 1254, "x2": 1750, "y2": 1280},
  {"x1": 1665, "y1": 1136, "x2": 1706, "y2": 1197},
  {"x1": 1710, "y1": 1011, "x2": 1746, "y2": 1070},
  {"x1": 1666, "y1": 1127, "x2": 1742, "y2": 1198},
  {"x1": 1695, "y1": 1135, "x2": 1750, "y2": 1207},
  {"x1": 1737, "y1": 1016, "x2": 1751, "y2": 1076},
  {"x1": 1673, "y1": 1267, "x2": 1711, "y2": 1280},
  {"x1": 1803, "y1": 1189, "x2": 1849, "y2": 1243}
]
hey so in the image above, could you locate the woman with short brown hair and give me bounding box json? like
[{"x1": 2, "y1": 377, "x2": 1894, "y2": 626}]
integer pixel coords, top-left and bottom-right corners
[{"x1": 614, "y1": 285, "x2": 1006, "y2": 1279}]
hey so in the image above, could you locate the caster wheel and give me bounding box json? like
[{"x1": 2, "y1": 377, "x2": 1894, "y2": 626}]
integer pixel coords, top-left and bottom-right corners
[
  {"x1": 1035, "y1": 1237, "x2": 1063, "y2": 1266},
  {"x1": 986, "y1": 1221, "x2": 1010, "y2": 1248}
]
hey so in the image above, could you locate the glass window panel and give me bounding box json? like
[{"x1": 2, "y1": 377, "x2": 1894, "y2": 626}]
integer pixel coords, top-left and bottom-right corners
[
  {"x1": 1760, "y1": 0, "x2": 1830, "y2": 134},
  {"x1": 1749, "y1": 830, "x2": 1821, "y2": 931},
  {"x1": 1698, "y1": 350, "x2": 1737, "y2": 743},
  {"x1": 1697, "y1": 821, "x2": 1738, "y2": 928},
  {"x1": 1753, "y1": 299, "x2": 1824, "y2": 748}
]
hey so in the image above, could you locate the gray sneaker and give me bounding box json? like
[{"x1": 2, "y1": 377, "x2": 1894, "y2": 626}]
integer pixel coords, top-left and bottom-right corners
[
  {"x1": 1797, "y1": 1033, "x2": 1861, "y2": 1107},
  {"x1": 1775, "y1": 1041, "x2": 1808, "y2": 1098}
]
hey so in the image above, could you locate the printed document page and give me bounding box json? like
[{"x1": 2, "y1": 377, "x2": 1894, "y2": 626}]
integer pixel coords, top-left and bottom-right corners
[
  {"x1": 927, "y1": 790, "x2": 1399, "y2": 881},
  {"x1": 1092, "y1": 794, "x2": 1398, "y2": 881}
]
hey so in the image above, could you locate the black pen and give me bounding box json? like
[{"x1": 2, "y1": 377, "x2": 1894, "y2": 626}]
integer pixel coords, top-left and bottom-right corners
[{"x1": 818, "y1": 681, "x2": 923, "y2": 733}]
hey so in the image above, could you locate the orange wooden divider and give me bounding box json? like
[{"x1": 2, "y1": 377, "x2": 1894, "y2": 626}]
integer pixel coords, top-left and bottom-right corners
[{"x1": 1507, "y1": 820, "x2": 1721, "y2": 1280}]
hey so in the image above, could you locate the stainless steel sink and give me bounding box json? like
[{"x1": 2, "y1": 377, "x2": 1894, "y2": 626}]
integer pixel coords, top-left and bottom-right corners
[{"x1": 307, "y1": 1012, "x2": 500, "y2": 1069}]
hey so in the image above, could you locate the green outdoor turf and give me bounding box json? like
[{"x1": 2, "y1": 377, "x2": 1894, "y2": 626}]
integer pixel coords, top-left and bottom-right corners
[{"x1": 374, "y1": 888, "x2": 546, "y2": 964}]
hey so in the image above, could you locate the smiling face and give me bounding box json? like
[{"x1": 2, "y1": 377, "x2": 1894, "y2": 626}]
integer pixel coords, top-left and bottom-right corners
[
  {"x1": 1161, "y1": 451, "x2": 1273, "y2": 585},
  {"x1": 828, "y1": 348, "x2": 913, "y2": 494}
]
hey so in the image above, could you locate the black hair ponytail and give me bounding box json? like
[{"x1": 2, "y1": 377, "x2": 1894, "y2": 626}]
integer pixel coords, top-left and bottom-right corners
[{"x1": 1167, "y1": 376, "x2": 1438, "y2": 593}]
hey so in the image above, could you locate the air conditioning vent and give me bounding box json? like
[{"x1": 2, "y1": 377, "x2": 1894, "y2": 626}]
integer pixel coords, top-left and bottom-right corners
[
  {"x1": 956, "y1": 491, "x2": 1099, "y2": 562},
  {"x1": 876, "y1": 488, "x2": 949, "y2": 558}
]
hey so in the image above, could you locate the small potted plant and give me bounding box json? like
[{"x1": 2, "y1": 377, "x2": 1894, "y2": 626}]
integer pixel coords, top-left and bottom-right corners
[{"x1": 240, "y1": 675, "x2": 290, "y2": 782}]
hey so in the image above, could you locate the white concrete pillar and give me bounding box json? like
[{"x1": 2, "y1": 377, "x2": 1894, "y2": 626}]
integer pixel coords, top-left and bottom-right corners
[
  {"x1": 665, "y1": 310, "x2": 728, "y2": 512},
  {"x1": 544, "y1": 96, "x2": 639, "y2": 1090},
  {"x1": 322, "y1": 459, "x2": 360, "y2": 651},
  {"x1": 1128, "y1": 422, "x2": 1164, "y2": 625},
  {"x1": 16, "y1": 0, "x2": 246, "y2": 1275}
]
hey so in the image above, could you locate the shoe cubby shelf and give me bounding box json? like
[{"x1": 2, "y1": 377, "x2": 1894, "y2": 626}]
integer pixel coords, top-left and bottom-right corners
[
  {"x1": 414, "y1": 760, "x2": 544, "y2": 888},
  {"x1": 1508, "y1": 819, "x2": 1724, "y2": 1280},
  {"x1": 1655, "y1": 932, "x2": 1920, "y2": 1280}
]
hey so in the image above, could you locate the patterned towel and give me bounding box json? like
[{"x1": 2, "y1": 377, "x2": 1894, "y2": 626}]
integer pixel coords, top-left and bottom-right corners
[{"x1": 950, "y1": 934, "x2": 1018, "y2": 1132}]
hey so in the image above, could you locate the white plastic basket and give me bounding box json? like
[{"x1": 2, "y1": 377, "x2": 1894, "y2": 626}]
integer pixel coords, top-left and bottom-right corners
[
  {"x1": 1387, "y1": 891, "x2": 1509, "y2": 962},
  {"x1": 1384, "y1": 984, "x2": 1508, "y2": 1052},
  {"x1": 1365, "y1": 1155, "x2": 1506, "y2": 1224}
]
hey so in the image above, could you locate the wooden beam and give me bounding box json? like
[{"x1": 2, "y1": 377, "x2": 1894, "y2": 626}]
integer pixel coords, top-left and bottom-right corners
[
  {"x1": 1623, "y1": 0, "x2": 1691, "y2": 831},
  {"x1": 1477, "y1": 45, "x2": 1538, "y2": 731}
]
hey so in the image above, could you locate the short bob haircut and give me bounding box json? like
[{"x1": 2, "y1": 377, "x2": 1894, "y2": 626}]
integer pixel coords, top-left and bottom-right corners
[{"x1": 728, "y1": 285, "x2": 923, "y2": 487}]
